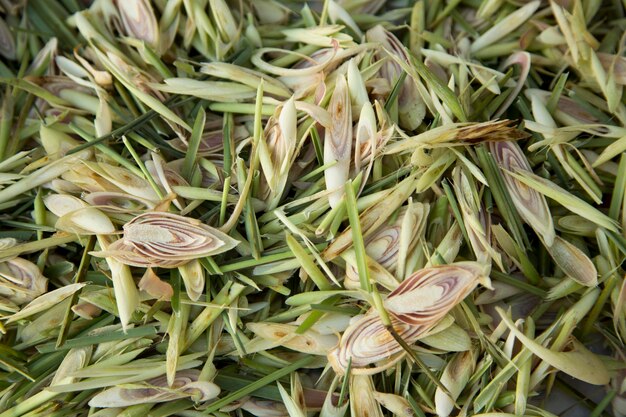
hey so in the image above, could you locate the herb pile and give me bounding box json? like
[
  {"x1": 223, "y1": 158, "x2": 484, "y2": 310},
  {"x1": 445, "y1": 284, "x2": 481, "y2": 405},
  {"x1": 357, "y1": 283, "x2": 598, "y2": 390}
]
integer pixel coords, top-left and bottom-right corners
[{"x1": 0, "y1": 1, "x2": 625, "y2": 416}]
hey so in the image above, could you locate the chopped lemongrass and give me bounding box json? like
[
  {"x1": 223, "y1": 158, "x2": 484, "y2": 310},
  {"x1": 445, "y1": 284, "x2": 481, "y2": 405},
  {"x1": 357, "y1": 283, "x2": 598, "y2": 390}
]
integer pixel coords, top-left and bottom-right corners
[{"x1": 0, "y1": 2, "x2": 623, "y2": 416}]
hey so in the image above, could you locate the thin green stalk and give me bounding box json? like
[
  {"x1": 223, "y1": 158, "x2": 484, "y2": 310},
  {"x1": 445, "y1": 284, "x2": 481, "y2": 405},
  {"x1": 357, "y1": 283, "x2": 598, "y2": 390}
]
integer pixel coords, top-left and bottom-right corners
[
  {"x1": 344, "y1": 181, "x2": 371, "y2": 293},
  {"x1": 181, "y1": 108, "x2": 206, "y2": 182},
  {"x1": 55, "y1": 235, "x2": 96, "y2": 348},
  {"x1": 201, "y1": 356, "x2": 315, "y2": 414}
]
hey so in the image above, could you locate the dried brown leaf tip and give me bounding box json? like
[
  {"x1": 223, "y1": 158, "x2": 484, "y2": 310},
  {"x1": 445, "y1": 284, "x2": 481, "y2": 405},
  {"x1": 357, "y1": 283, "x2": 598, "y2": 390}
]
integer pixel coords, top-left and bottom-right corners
[
  {"x1": 92, "y1": 212, "x2": 238, "y2": 268},
  {"x1": 458, "y1": 119, "x2": 529, "y2": 143}
]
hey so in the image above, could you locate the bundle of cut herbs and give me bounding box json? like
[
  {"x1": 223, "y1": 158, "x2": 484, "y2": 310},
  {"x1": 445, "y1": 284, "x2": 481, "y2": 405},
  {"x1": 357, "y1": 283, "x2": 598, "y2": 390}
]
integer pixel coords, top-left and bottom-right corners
[{"x1": 0, "y1": 0, "x2": 625, "y2": 416}]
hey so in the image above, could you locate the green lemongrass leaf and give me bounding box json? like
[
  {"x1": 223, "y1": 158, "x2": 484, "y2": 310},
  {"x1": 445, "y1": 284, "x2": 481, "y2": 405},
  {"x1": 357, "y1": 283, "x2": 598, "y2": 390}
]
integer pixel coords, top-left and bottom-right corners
[
  {"x1": 152, "y1": 78, "x2": 257, "y2": 102},
  {"x1": 507, "y1": 169, "x2": 618, "y2": 232},
  {"x1": 94, "y1": 50, "x2": 192, "y2": 132},
  {"x1": 277, "y1": 382, "x2": 306, "y2": 417},
  {"x1": 409, "y1": 54, "x2": 467, "y2": 122},
  {"x1": 201, "y1": 62, "x2": 291, "y2": 97},
  {"x1": 181, "y1": 108, "x2": 206, "y2": 182},
  {"x1": 545, "y1": 236, "x2": 598, "y2": 287},
  {"x1": 285, "y1": 234, "x2": 332, "y2": 291},
  {"x1": 496, "y1": 307, "x2": 610, "y2": 385},
  {"x1": 470, "y1": 1, "x2": 540, "y2": 53},
  {"x1": 202, "y1": 355, "x2": 315, "y2": 413},
  {"x1": 6, "y1": 283, "x2": 86, "y2": 323},
  {"x1": 344, "y1": 180, "x2": 371, "y2": 293}
]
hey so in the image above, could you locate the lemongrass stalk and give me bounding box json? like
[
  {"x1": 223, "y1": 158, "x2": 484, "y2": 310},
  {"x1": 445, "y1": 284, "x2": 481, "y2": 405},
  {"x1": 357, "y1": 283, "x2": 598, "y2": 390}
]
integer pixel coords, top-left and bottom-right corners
[
  {"x1": 95, "y1": 235, "x2": 139, "y2": 331},
  {"x1": 470, "y1": 1, "x2": 540, "y2": 53},
  {"x1": 324, "y1": 75, "x2": 352, "y2": 209},
  {"x1": 514, "y1": 320, "x2": 534, "y2": 416}
]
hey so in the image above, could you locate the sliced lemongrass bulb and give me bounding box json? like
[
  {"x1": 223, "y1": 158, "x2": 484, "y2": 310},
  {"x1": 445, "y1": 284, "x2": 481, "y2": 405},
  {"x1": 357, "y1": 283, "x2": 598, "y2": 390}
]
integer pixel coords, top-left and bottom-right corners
[
  {"x1": 546, "y1": 236, "x2": 598, "y2": 287},
  {"x1": 84, "y1": 162, "x2": 159, "y2": 201},
  {"x1": 88, "y1": 370, "x2": 220, "y2": 408},
  {"x1": 55, "y1": 207, "x2": 116, "y2": 235},
  {"x1": 426, "y1": 222, "x2": 463, "y2": 266},
  {"x1": 365, "y1": 222, "x2": 401, "y2": 270},
  {"x1": 19, "y1": 299, "x2": 69, "y2": 344},
  {"x1": 0, "y1": 238, "x2": 17, "y2": 251},
  {"x1": 435, "y1": 350, "x2": 475, "y2": 417},
  {"x1": 246, "y1": 322, "x2": 338, "y2": 355},
  {"x1": 489, "y1": 141, "x2": 556, "y2": 246},
  {"x1": 357, "y1": 124, "x2": 394, "y2": 177},
  {"x1": 6, "y1": 283, "x2": 86, "y2": 324},
  {"x1": 350, "y1": 375, "x2": 384, "y2": 417},
  {"x1": 146, "y1": 154, "x2": 187, "y2": 210},
  {"x1": 260, "y1": 96, "x2": 297, "y2": 204},
  {"x1": 0, "y1": 296, "x2": 18, "y2": 313},
  {"x1": 343, "y1": 251, "x2": 399, "y2": 291},
  {"x1": 138, "y1": 268, "x2": 173, "y2": 301},
  {"x1": 147, "y1": 154, "x2": 189, "y2": 190},
  {"x1": 277, "y1": 381, "x2": 306, "y2": 417},
  {"x1": 493, "y1": 51, "x2": 531, "y2": 118},
  {"x1": 320, "y1": 377, "x2": 349, "y2": 417},
  {"x1": 210, "y1": 0, "x2": 240, "y2": 43},
  {"x1": 282, "y1": 25, "x2": 354, "y2": 48},
  {"x1": 470, "y1": 1, "x2": 540, "y2": 53},
  {"x1": 92, "y1": 212, "x2": 239, "y2": 268},
  {"x1": 366, "y1": 24, "x2": 424, "y2": 130},
  {"x1": 373, "y1": 392, "x2": 413, "y2": 417},
  {"x1": 596, "y1": 51, "x2": 624, "y2": 78},
  {"x1": 152, "y1": 78, "x2": 257, "y2": 101},
  {"x1": 60, "y1": 165, "x2": 113, "y2": 193},
  {"x1": 201, "y1": 62, "x2": 291, "y2": 98},
  {"x1": 452, "y1": 168, "x2": 500, "y2": 267},
  {"x1": 324, "y1": 174, "x2": 417, "y2": 260},
  {"x1": 397, "y1": 201, "x2": 429, "y2": 279},
  {"x1": 51, "y1": 346, "x2": 92, "y2": 386},
  {"x1": 0, "y1": 258, "x2": 48, "y2": 305},
  {"x1": 115, "y1": 0, "x2": 159, "y2": 47},
  {"x1": 360, "y1": 204, "x2": 429, "y2": 278},
  {"x1": 0, "y1": 150, "x2": 91, "y2": 205},
  {"x1": 178, "y1": 259, "x2": 205, "y2": 301},
  {"x1": 328, "y1": 312, "x2": 423, "y2": 372},
  {"x1": 241, "y1": 398, "x2": 288, "y2": 416},
  {"x1": 44, "y1": 194, "x2": 115, "y2": 234},
  {"x1": 83, "y1": 191, "x2": 156, "y2": 212},
  {"x1": 169, "y1": 124, "x2": 248, "y2": 156},
  {"x1": 328, "y1": 1, "x2": 362, "y2": 38},
  {"x1": 506, "y1": 169, "x2": 619, "y2": 233},
  {"x1": 419, "y1": 323, "x2": 472, "y2": 352},
  {"x1": 293, "y1": 311, "x2": 351, "y2": 335},
  {"x1": 527, "y1": 91, "x2": 599, "y2": 126},
  {"x1": 556, "y1": 215, "x2": 598, "y2": 237},
  {"x1": 354, "y1": 100, "x2": 377, "y2": 172},
  {"x1": 71, "y1": 301, "x2": 102, "y2": 320},
  {"x1": 292, "y1": 76, "x2": 328, "y2": 103},
  {"x1": 72, "y1": 50, "x2": 112, "y2": 87},
  {"x1": 324, "y1": 74, "x2": 352, "y2": 209},
  {"x1": 475, "y1": 281, "x2": 522, "y2": 305},
  {"x1": 384, "y1": 262, "x2": 490, "y2": 325},
  {"x1": 44, "y1": 194, "x2": 88, "y2": 217},
  {"x1": 40, "y1": 125, "x2": 83, "y2": 157},
  {"x1": 347, "y1": 58, "x2": 368, "y2": 117},
  {"x1": 497, "y1": 307, "x2": 610, "y2": 385}
]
